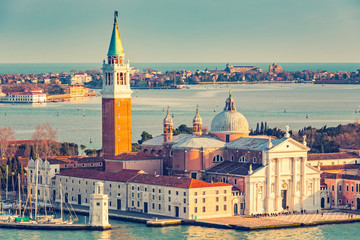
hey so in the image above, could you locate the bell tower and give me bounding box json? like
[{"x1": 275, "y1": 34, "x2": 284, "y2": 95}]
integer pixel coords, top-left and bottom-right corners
[
  {"x1": 163, "y1": 107, "x2": 173, "y2": 143},
  {"x1": 102, "y1": 11, "x2": 132, "y2": 159},
  {"x1": 192, "y1": 106, "x2": 202, "y2": 135}
]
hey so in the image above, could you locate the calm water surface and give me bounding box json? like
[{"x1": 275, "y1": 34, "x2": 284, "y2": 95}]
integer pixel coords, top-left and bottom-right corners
[
  {"x1": 0, "y1": 84, "x2": 360, "y2": 149},
  {"x1": 1, "y1": 84, "x2": 360, "y2": 238},
  {"x1": 1, "y1": 214, "x2": 360, "y2": 240}
]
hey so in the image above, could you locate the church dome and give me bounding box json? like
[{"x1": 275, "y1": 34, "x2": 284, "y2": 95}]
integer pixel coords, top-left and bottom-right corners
[{"x1": 210, "y1": 93, "x2": 249, "y2": 134}]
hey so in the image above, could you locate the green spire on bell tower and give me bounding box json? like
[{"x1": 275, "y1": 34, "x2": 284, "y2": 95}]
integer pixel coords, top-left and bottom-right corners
[{"x1": 107, "y1": 11, "x2": 124, "y2": 56}]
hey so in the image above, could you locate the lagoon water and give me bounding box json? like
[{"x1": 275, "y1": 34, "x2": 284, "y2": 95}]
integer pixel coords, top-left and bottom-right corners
[
  {"x1": 1, "y1": 215, "x2": 360, "y2": 240},
  {"x1": 1, "y1": 80, "x2": 360, "y2": 239},
  {"x1": 0, "y1": 84, "x2": 360, "y2": 150}
]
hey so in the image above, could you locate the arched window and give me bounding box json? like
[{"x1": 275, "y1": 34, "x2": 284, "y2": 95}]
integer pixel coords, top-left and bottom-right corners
[
  {"x1": 212, "y1": 155, "x2": 224, "y2": 162},
  {"x1": 253, "y1": 157, "x2": 257, "y2": 163},
  {"x1": 221, "y1": 177, "x2": 228, "y2": 183},
  {"x1": 231, "y1": 155, "x2": 234, "y2": 161},
  {"x1": 234, "y1": 179, "x2": 237, "y2": 185},
  {"x1": 239, "y1": 156, "x2": 246, "y2": 162}
]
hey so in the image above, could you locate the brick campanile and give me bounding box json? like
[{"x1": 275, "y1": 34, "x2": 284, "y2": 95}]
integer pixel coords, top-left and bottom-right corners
[{"x1": 102, "y1": 12, "x2": 132, "y2": 159}]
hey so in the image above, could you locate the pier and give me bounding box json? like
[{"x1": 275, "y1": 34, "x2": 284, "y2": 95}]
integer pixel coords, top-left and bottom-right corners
[{"x1": 64, "y1": 205, "x2": 360, "y2": 230}]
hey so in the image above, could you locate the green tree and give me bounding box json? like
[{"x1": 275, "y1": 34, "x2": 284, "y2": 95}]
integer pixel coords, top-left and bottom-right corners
[
  {"x1": 173, "y1": 124, "x2": 193, "y2": 136},
  {"x1": 80, "y1": 145, "x2": 86, "y2": 155},
  {"x1": 138, "y1": 131, "x2": 153, "y2": 144}
]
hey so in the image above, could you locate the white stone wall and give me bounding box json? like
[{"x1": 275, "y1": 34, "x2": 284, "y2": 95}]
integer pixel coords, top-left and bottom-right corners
[{"x1": 55, "y1": 176, "x2": 128, "y2": 211}]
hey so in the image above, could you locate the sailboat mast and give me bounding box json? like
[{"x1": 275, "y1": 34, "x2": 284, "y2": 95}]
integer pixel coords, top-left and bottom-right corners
[
  {"x1": 35, "y1": 160, "x2": 38, "y2": 220},
  {"x1": 28, "y1": 170, "x2": 32, "y2": 219},
  {"x1": 6, "y1": 165, "x2": 8, "y2": 201},
  {"x1": 60, "y1": 183, "x2": 63, "y2": 222},
  {"x1": 44, "y1": 182, "x2": 47, "y2": 216},
  {"x1": 18, "y1": 173, "x2": 21, "y2": 216}
]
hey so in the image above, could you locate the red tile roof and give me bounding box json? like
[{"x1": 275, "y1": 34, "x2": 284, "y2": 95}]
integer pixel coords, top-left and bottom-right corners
[
  {"x1": 44, "y1": 156, "x2": 104, "y2": 165},
  {"x1": 129, "y1": 174, "x2": 231, "y2": 189},
  {"x1": 308, "y1": 152, "x2": 358, "y2": 161},
  {"x1": 320, "y1": 164, "x2": 360, "y2": 171},
  {"x1": 323, "y1": 172, "x2": 360, "y2": 181},
  {"x1": 57, "y1": 169, "x2": 142, "y2": 182},
  {"x1": 111, "y1": 152, "x2": 162, "y2": 160}
]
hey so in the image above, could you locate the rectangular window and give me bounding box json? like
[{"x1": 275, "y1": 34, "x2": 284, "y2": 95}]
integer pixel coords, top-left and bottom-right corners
[
  {"x1": 184, "y1": 207, "x2": 186, "y2": 213},
  {"x1": 194, "y1": 199, "x2": 197, "y2": 204},
  {"x1": 159, "y1": 196, "x2": 161, "y2": 201},
  {"x1": 169, "y1": 197, "x2": 171, "y2": 202},
  {"x1": 183, "y1": 192, "x2": 186, "y2": 196},
  {"x1": 216, "y1": 205, "x2": 219, "y2": 211},
  {"x1": 168, "y1": 190, "x2": 171, "y2": 194},
  {"x1": 159, "y1": 204, "x2": 161, "y2": 210},
  {"x1": 194, "y1": 192, "x2": 197, "y2": 196},
  {"x1": 202, "y1": 206, "x2": 206, "y2": 212},
  {"x1": 132, "y1": 201, "x2": 134, "y2": 206},
  {"x1": 202, "y1": 198, "x2": 205, "y2": 203},
  {"x1": 203, "y1": 191, "x2": 205, "y2": 195},
  {"x1": 152, "y1": 203, "x2": 155, "y2": 209},
  {"x1": 176, "y1": 191, "x2": 179, "y2": 195},
  {"x1": 168, "y1": 205, "x2": 171, "y2": 211},
  {"x1": 216, "y1": 197, "x2": 219, "y2": 202},
  {"x1": 224, "y1": 205, "x2": 227, "y2": 211},
  {"x1": 184, "y1": 199, "x2": 186, "y2": 204},
  {"x1": 224, "y1": 197, "x2": 227, "y2": 201},
  {"x1": 194, "y1": 207, "x2": 197, "y2": 213}
]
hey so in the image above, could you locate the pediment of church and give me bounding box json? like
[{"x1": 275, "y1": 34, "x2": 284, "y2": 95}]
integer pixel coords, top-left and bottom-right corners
[{"x1": 269, "y1": 138, "x2": 309, "y2": 153}]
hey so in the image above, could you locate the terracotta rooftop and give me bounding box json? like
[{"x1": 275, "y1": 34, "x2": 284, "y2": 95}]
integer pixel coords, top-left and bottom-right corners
[
  {"x1": 323, "y1": 172, "x2": 360, "y2": 181},
  {"x1": 129, "y1": 174, "x2": 231, "y2": 189},
  {"x1": 57, "y1": 169, "x2": 143, "y2": 182},
  {"x1": 320, "y1": 164, "x2": 360, "y2": 171},
  {"x1": 111, "y1": 152, "x2": 162, "y2": 160},
  {"x1": 45, "y1": 156, "x2": 104, "y2": 165},
  {"x1": 308, "y1": 152, "x2": 358, "y2": 161}
]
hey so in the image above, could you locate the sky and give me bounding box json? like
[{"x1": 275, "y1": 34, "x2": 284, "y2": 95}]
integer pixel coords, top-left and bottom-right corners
[{"x1": 0, "y1": 0, "x2": 359, "y2": 63}]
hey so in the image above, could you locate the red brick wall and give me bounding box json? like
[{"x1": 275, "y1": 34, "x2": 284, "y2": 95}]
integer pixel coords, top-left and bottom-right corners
[{"x1": 102, "y1": 98, "x2": 132, "y2": 158}]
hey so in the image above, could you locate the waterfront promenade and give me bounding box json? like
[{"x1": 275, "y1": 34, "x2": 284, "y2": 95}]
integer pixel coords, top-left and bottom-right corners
[
  {"x1": 63, "y1": 204, "x2": 360, "y2": 231},
  {"x1": 195, "y1": 210, "x2": 360, "y2": 230}
]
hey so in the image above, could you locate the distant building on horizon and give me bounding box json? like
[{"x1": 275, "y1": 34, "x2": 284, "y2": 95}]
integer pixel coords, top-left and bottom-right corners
[
  {"x1": 269, "y1": 63, "x2": 283, "y2": 74},
  {"x1": 70, "y1": 73, "x2": 92, "y2": 85},
  {"x1": 224, "y1": 63, "x2": 262, "y2": 74}
]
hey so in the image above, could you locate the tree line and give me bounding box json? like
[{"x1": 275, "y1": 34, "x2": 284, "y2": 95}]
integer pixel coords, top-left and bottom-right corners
[{"x1": 0, "y1": 123, "x2": 78, "y2": 160}]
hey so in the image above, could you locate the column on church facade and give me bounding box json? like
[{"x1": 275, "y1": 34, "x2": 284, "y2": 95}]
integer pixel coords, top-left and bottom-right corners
[
  {"x1": 275, "y1": 158, "x2": 281, "y2": 211},
  {"x1": 265, "y1": 158, "x2": 271, "y2": 213},
  {"x1": 291, "y1": 157, "x2": 297, "y2": 210},
  {"x1": 300, "y1": 157, "x2": 306, "y2": 209},
  {"x1": 245, "y1": 177, "x2": 251, "y2": 215}
]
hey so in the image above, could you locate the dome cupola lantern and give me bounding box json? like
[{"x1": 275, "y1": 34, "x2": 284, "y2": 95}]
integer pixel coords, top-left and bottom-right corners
[{"x1": 210, "y1": 92, "x2": 249, "y2": 141}]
